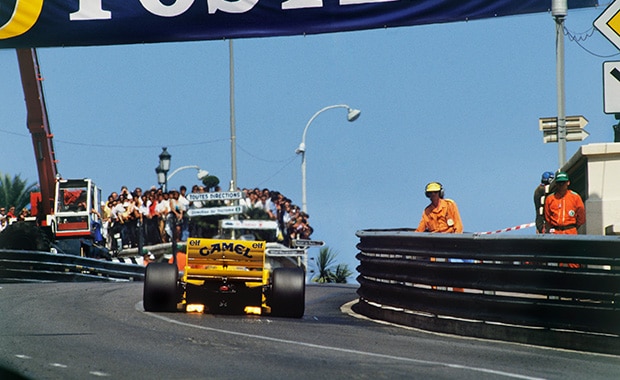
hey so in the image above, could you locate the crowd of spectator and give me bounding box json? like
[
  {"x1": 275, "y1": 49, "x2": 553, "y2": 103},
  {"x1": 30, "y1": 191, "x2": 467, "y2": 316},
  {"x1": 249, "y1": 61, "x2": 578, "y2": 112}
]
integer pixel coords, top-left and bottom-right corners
[
  {"x1": 0, "y1": 206, "x2": 31, "y2": 233},
  {"x1": 98, "y1": 185, "x2": 313, "y2": 252}
]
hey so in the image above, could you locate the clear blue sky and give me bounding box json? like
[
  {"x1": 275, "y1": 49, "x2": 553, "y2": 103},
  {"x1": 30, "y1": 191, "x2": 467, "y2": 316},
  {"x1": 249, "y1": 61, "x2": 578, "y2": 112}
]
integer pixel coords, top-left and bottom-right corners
[{"x1": 0, "y1": 4, "x2": 617, "y2": 275}]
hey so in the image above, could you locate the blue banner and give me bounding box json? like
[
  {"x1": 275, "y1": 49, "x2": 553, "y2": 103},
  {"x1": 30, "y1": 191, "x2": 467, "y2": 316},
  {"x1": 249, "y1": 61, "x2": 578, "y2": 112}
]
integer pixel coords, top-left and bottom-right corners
[{"x1": 0, "y1": 0, "x2": 598, "y2": 49}]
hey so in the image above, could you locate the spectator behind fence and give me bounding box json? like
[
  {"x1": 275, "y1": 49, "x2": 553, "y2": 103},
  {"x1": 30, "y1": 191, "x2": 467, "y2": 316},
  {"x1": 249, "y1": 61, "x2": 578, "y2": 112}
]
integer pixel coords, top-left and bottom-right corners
[
  {"x1": 41, "y1": 183, "x2": 313, "y2": 252},
  {"x1": 0, "y1": 207, "x2": 7, "y2": 232},
  {"x1": 415, "y1": 182, "x2": 463, "y2": 233},
  {"x1": 534, "y1": 171, "x2": 554, "y2": 234},
  {"x1": 544, "y1": 172, "x2": 585, "y2": 235}
]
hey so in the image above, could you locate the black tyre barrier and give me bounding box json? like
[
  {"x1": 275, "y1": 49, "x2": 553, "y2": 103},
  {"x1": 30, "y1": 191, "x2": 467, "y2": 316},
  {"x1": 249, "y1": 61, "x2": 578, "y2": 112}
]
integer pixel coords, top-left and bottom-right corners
[
  {"x1": 0, "y1": 222, "x2": 51, "y2": 252},
  {"x1": 355, "y1": 229, "x2": 620, "y2": 355}
]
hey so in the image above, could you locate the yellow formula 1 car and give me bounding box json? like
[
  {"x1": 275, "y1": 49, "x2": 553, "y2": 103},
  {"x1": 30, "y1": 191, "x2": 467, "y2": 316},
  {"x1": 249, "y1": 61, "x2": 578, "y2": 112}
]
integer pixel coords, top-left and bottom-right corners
[{"x1": 143, "y1": 237, "x2": 305, "y2": 318}]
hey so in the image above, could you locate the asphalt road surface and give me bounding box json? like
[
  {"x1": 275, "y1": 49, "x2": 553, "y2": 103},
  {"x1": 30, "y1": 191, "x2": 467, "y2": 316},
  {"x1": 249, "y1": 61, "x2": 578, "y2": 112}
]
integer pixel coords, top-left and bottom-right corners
[{"x1": 0, "y1": 282, "x2": 619, "y2": 379}]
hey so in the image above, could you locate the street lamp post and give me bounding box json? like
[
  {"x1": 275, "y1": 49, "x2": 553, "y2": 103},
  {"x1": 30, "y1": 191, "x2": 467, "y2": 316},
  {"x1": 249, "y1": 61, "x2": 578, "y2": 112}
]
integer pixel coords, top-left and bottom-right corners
[
  {"x1": 167, "y1": 166, "x2": 210, "y2": 183},
  {"x1": 156, "y1": 155, "x2": 209, "y2": 192},
  {"x1": 156, "y1": 147, "x2": 171, "y2": 192},
  {"x1": 295, "y1": 104, "x2": 361, "y2": 213}
]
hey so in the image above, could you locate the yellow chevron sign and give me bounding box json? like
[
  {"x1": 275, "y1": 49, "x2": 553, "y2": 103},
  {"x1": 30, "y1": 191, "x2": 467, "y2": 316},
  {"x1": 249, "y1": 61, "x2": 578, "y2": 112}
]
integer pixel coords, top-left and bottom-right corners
[{"x1": 595, "y1": 0, "x2": 620, "y2": 50}]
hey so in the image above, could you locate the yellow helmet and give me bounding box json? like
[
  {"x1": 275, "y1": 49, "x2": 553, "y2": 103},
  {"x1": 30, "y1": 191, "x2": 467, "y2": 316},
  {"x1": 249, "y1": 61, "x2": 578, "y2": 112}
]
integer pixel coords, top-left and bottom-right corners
[{"x1": 425, "y1": 182, "x2": 444, "y2": 198}]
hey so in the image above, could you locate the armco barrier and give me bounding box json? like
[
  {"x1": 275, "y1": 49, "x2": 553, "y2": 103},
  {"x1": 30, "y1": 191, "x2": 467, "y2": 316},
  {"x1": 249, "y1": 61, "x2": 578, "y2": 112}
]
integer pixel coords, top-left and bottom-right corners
[
  {"x1": 354, "y1": 229, "x2": 620, "y2": 355},
  {"x1": 0, "y1": 249, "x2": 145, "y2": 282}
]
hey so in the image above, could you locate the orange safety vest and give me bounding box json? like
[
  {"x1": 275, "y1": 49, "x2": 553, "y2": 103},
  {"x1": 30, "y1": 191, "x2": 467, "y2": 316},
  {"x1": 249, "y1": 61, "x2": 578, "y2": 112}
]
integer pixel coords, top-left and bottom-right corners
[
  {"x1": 544, "y1": 190, "x2": 585, "y2": 235},
  {"x1": 416, "y1": 198, "x2": 463, "y2": 233}
]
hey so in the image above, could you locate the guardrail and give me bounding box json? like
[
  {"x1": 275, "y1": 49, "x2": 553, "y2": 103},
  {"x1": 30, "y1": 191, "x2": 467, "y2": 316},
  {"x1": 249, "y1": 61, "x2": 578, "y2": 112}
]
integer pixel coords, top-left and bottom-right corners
[
  {"x1": 0, "y1": 249, "x2": 145, "y2": 283},
  {"x1": 354, "y1": 229, "x2": 620, "y2": 355}
]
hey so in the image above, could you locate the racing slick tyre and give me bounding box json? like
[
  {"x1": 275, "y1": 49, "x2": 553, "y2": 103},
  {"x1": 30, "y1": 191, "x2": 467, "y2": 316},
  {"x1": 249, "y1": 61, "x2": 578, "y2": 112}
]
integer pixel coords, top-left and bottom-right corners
[
  {"x1": 270, "y1": 267, "x2": 305, "y2": 318},
  {"x1": 0, "y1": 221, "x2": 51, "y2": 252},
  {"x1": 143, "y1": 263, "x2": 179, "y2": 312}
]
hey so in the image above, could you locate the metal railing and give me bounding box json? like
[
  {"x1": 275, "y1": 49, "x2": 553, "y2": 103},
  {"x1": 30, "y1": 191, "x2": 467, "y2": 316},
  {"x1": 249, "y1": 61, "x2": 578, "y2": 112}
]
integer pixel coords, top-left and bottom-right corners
[
  {"x1": 355, "y1": 229, "x2": 620, "y2": 355},
  {"x1": 0, "y1": 249, "x2": 145, "y2": 283}
]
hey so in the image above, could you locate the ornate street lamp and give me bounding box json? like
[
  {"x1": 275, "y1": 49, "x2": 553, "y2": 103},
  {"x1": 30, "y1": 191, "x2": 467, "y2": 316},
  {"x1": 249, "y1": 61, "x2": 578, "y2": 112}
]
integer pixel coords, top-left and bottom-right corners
[{"x1": 156, "y1": 147, "x2": 171, "y2": 192}]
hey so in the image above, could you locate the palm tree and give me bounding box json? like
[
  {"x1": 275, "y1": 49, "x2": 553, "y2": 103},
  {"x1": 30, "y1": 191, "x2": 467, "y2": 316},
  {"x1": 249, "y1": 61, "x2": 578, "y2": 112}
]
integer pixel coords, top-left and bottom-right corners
[
  {"x1": 311, "y1": 246, "x2": 353, "y2": 284},
  {"x1": 0, "y1": 172, "x2": 38, "y2": 211},
  {"x1": 332, "y1": 263, "x2": 354, "y2": 283},
  {"x1": 201, "y1": 175, "x2": 220, "y2": 192}
]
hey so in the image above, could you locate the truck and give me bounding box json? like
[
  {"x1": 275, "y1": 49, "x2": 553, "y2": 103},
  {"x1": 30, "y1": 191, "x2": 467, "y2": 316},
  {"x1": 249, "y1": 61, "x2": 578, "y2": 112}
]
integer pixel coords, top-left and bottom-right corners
[
  {"x1": 0, "y1": 48, "x2": 103, "y2": 256},
  {"x1": 143, "y1": 218, "x2": 308, "y2": 317}
]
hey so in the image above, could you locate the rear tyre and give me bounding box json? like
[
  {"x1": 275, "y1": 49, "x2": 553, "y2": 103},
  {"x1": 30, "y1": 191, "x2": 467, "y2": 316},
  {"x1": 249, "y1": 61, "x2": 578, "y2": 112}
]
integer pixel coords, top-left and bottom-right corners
[
  {"x1": 270, "y1": 267, "x2": 305, "y2": 318},
  {"x1": 143, "y1": 263, "x2": 179, "y2": 312}
]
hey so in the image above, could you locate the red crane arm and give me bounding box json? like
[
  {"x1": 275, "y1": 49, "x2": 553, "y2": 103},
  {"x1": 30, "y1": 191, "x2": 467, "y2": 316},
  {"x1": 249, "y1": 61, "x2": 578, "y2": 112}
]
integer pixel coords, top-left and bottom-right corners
[{"x1": 16, "y1": 48, "x2": 59, "y2": 218}]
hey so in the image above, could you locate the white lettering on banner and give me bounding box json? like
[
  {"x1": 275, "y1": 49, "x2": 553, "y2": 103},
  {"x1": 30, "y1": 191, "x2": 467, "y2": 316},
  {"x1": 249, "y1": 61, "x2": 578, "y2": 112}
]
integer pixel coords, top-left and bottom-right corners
[
  {"x1": 188, "y1": 206, "x2": 242, "y2": 217},
  {"x1": 339, "y1": 0, "x2": 398, "y2": 5},
  {"x1": 140, "y1": 0, "x2": 195, "y2": 17},
  {"x1": 283, "y1": 0, "x2": 396, "y2": 10},
  {"x1": 66, "y1": 0, "x2": 397, "y2": 21},
  {"x1": 186, "y1": 191, "x2": 242, "y2": 201},
  {"x1": 70, "y1": 0, "x2": 112, "y2": 21},
  {"x1": 282, "y1": 0, "x2": 323, "y2": 10},
  {"x1": 207, "y1": 0, "x2": 259, "y2": 14}
]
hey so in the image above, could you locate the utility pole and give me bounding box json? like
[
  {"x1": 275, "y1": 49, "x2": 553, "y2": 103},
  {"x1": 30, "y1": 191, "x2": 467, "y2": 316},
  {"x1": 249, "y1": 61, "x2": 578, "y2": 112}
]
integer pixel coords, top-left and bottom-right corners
[
  {"x1": 553, "y1": 0, "x2": 567, "y2": 167},
  {"x1": 229, "y1": 39, "x2": 237, "y2": 191}
]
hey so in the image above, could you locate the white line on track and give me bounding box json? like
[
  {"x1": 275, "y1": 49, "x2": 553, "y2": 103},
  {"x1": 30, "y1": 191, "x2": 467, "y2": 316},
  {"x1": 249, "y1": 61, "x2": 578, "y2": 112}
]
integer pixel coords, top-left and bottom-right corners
[
  {"x1": 89, "y1": 371, "x2": 111, "y2": 377},
  {"x1": 137, "y1": 301, "x2": 544, "y2": 380}
]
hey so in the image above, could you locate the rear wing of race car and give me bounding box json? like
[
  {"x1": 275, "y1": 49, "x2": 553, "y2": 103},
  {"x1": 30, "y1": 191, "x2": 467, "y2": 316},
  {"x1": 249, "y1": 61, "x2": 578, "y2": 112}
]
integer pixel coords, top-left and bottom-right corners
[{"x1": 184, "y1": 238, "x2": 268, "y2": 283}]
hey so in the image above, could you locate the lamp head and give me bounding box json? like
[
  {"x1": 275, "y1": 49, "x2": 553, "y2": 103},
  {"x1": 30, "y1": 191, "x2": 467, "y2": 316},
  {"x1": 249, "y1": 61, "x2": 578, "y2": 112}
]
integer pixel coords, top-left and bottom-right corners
[
  {"x1": 196, "y1": 169, "x2": 209, "y2": 180},
  {"x1": 347, "y1": 108, "x2": 361, "y2": 122},
  {"x1": 295, "y1": 142, "x2": 306, "y2": 154},
  {"x1": 159, "y1": 147, "x2": 171, "y2": 172},
  {"x1": 155, "y1": 165, "x2": 166, "y2": 185}
]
